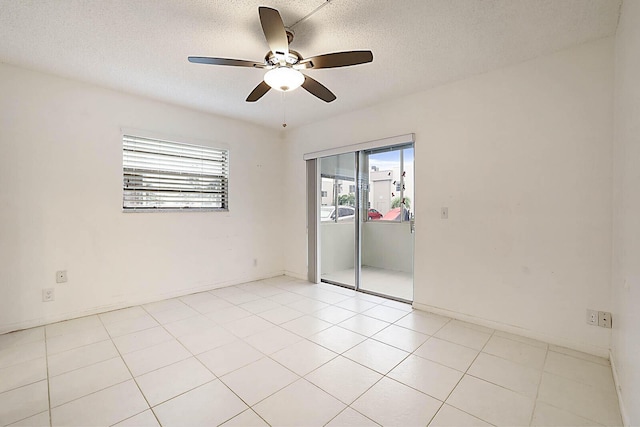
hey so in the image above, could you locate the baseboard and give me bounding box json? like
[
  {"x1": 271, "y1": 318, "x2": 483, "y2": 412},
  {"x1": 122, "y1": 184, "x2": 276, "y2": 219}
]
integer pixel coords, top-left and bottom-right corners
[
  {"x1": 0, "y1": 270, "x2": 287, "y2": 335},
  {"x1": 412, "y1": 302, "x2": 610, "y2": 358},
  {"x1": 609, "y1": 350, "x2": 629, "y2": 427},
  {"x1": 283, "y1": 270, "x2": 308, "y2": 281}
]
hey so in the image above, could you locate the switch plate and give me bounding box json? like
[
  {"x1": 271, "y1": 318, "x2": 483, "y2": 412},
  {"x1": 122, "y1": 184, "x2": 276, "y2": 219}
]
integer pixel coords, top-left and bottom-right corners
[
  {"x1": 441, "y1": 207, "x2": 448, "y2": 219},
  {"x1": 586, "y1": 309, "x2": 598, "y2": 326},
  {"x1": 56, "y1": 270, "x2": 67, "y2": 283},
  {"x1": 598, "y1": 311, "x2": 612, "y2": 328},
  {"x1": 42, "y1": 288, "x2": 55, "y2": 302}
]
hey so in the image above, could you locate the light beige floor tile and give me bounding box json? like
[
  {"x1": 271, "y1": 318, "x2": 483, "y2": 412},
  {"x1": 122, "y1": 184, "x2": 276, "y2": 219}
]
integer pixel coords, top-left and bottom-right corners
[
  {"x1": 220, "y1": 358, "x2": 298, "y2": 406},
  {"x1": 244, "y1": 326, "x2": 303, "y2": 355},
  {"x1": 114, "y1": 410, "x2": 160, "y2": 426},
  {"x1": 7, "y1": 410, "x2": 50, "y2": 427},
  {"x1": 468, "y1": 353, "x2": 541, "y2": 398},
  {"x1": 188, "y1": 297, "x2": 235, "y2": 315},
  {"x1": 50, "y1": 357, "x2": 131, "y2": 407},
  {"x1": 362, "y1": 305, "x2": 408, "y2": 323},
  {"x1": 135, "y1": 358, "x2": 215, "y2": 406},
  {"x1": 544, "y1": 351, "x2": 616, "y2": 393},
  {"x1": 305, "y1": 356, "x2": 382, "y2": 404},
  {"x1": 48, "y1": 339, "x2": 119, "y2": 376},
  {"x1": 338, "y1": 314, "x2": 389, "y2": 337},
  {"x1": 205, "y1": 306, "x2": 252, "y2": 324},
  {"x1": 286, "y1": 297, "x2": 330, "y2": 314},
  {"x1": 112, "y1": 326, "x2": 174, "y2": 354},
  {"x1": 343, "y1": 339, "x2": 409, "y2": 374},
  {"x1": 537, "y1": 372, "x2": 621, "y2": 426},
  {"x1": 389, "y1": 354, "x2": 463, "y2": 401},
  {"x1": 51, "y1": 380, "x2": 148, "y2": 427},
  {"x1": 223, "y1": 315, "x2": 274, "y2": 338},
  {"x1": 45, "y1": 316, "x2": 103, "y2": 338},
  {"x1": 197, "y1": 340, "x2": 264, "y2": 376},
  {"x1": 395, "y1": 312, "x2": 450, "y2": 335},
  {"x1": 383, "y1": 299, "x2": 413, "y2": 311},
  {"x1": 179, "y1": 292, "x2": 219, "y2": 308},
  {"x1": 149, "y1": 305, "x2": 199, "y2": 324},
  {"x1": 122, "y1": 339, "x2": 191, "y2": 377},
  {"x1": 548, "y1": 345, "x2": 609, "y2": 366},
  {"x1": 46, "y1": 327, "x2": 109, "y2": 355},
  {"x1": 434, "y1": 323, "x2": 492, "y2": 350},
  {"x1": 448, "y1": 319, "x2": 495, "y2": 334},
  {"x1": 0, "y1": 341, "x2": 46, "y2": 369},
  {"x1": 104, "y1": 314, "x2": 159, "y2": 338},
  {"x1": 143, "y1": 298, "x2": 186, "y2": 314},
  {"x1": 163, "y1": 315, "x2": 216, "y2": 337},
  {"x1": 155, "y1": 379, "x2": 248, "y2": 426},
  {"x1": 447, "y1": 375, "x2": 534, "y2": 426},
  {"x1": 335, "y1": 298, "x2": 378, "y2": 314},
  {"x1": 0, "y1": 380, "x2": 49, "y2": 426},
  {"x1": 177, "y1": 325, "x2": 237, "y2": 355},
  {"x1": 352, "y1": 377, "x2": 441, "y2": 427},
  {"x1": 0, "y1": 357, "x2": 47, "y2": 394},
  {"x1": 313, "y1": 306, "x2": 357, "y2": 324},
  {"x1": 221, "y1": 291, "x2": 262, "y2": 305},
  {"x1": 271, "y1": 340, "x2": 337, "y2": 375},
  {"x1": 429, "y1": 404, "x2": 491, "y2": 426},
  {"x1": 372, "y1": 324, "x2": 429, "y2": 352},
  {"x1": 281, "y1": 315, "x2": 333, "y2": 337},
  {"x1": 210, "y1": 286, "x2": 246, "y2": 298},
  {"x1": 326, "y1": 408, "x2": 379, "y2": 427},
  {"x1": 415, "y1": 337, "x2": 480, "y2": 372},
  {"x1": 530, "y1": 401, "x2": 600, "y2": 426},
  {"x1": 267, "y1": 291, "x2": 306, "y2": 305},
  {"x1": 253, "y1": 379, "x2": 346, "y2": 427},
  {"x1": 483, "y1": 335, "x2": 547, "y2": 370},
  {"x1": 238, "y1": 298, "x2": 281, "y2": 314},
  {"x1": 0, "y1": 327, "x2": 44, "y2": 349},
  {"x1": 308, "y1": 326, "x2": 367, "y2": 354},
  {"x1": 221, "y1": 409, "x2": 268, "y2": 426},
  {"x1": 493, "y1": 330, "x2": 549, "y2": 349},
  {"x1": 257, "y1": 306, "x2": 304, "y2": 324},
  {"x1": 99, "y1": 306, "x2": 148, "y2": 325}
]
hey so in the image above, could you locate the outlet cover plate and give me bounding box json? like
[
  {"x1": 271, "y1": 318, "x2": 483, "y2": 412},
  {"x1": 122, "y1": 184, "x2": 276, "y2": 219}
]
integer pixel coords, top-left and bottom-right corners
[
  {"x1": 42, "y1": 288, "x2": 55, "y2": 302},
  {"x1": 598, "y1": 311, "x2": 612, "y2": 328},
  {"x1": 586, "y1": 309, "x2": 598, "y2": 326}
]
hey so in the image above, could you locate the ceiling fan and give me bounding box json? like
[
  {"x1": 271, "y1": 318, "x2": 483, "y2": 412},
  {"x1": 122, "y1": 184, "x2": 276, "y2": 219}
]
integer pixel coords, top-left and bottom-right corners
[{"x1": 188, "y1": 6, "x2": 373, "y2": 103}]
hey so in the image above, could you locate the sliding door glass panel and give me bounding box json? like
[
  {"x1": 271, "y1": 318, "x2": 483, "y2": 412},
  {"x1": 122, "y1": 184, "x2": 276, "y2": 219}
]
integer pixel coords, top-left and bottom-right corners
[
  {"x1": 360, "y1": 145, "x2": 414, "y2": 301},
  {"x1": 319, "y1": 153, "x2": 356, "y2": 288}
]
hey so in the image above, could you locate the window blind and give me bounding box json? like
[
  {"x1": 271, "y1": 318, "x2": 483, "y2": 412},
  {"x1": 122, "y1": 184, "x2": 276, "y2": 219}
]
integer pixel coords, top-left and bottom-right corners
[{"x1": 123, "y1": 135, "x2": 228, "y2": 211}]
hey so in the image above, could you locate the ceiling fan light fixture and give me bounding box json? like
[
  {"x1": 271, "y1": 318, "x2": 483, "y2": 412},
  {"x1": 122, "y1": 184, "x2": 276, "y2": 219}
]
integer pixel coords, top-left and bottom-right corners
[{"x1": 264, "y1": 67, "x2": 304, "y2": 92}]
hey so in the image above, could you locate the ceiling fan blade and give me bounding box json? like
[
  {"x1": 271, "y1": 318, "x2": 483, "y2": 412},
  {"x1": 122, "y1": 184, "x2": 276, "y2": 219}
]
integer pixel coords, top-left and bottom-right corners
[
  {"x1": 301, "y1": 75, "x2": 336, "y2": 103},
  {"x1": 246, "y1": 81, "x2": 271, "y2": 102},
  {"x1": 188, "y1": 57, "x2": 264, "y2": 68},
  {"x1": 298, "y1": 51, "x2": 373, "y2": 69},
  {"x1": 258, "y1": 7, "x2": 289, "y2": 58}
]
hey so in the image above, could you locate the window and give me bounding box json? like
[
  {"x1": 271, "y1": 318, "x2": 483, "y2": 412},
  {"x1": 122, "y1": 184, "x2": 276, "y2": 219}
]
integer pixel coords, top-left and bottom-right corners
[{"x1": 123, "y1": 135, "x2": 228, "y2": 211}]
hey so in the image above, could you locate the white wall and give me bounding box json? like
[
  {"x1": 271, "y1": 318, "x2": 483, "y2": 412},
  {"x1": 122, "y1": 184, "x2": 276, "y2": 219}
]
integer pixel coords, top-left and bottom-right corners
[
  {"x1": 0, "y1": 64, "x2": 284, "y2": 333},
  {"x1": 320, "y1": 222, "x2": 355, "y2": 275},
  {"x1": 611, "y1": 1, "x2": 640, "y2": 424},
  {"x1": 284, "y1": 38, "x2": 614, "y2": 355}
]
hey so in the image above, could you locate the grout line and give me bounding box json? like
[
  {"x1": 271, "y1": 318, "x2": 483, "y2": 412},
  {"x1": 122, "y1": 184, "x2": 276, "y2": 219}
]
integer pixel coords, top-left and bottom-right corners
[
  {"x1": 44, "y1": 327, "x2": 52, "y2": 427},
  {"x1": 528, "y1": 344, "x2": 549, "y2": 426}
]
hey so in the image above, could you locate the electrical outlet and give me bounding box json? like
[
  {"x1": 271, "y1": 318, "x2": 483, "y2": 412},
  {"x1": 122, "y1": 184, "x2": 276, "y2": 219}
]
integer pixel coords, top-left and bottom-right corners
[
  {"x1": 42, "y1": 288, "x2": 55, "y2": 302},
  {"x1": 598, "y1": 311, "x2": 612, "y2": 328},
  {"x1": 56, "y1": 270, "x2": 67, "y2": 283},
  {"x1": 586, "y1": 309, "x2": 598, "y2": 326},
  {"x1": 441, "y1": 207, "x2": 449, "y2": 219}
]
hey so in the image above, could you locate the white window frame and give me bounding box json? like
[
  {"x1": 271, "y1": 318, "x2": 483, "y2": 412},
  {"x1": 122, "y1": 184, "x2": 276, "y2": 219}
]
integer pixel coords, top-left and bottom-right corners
[{"x1": 121, "y1": 129, "x2": 230, "y2": 212}]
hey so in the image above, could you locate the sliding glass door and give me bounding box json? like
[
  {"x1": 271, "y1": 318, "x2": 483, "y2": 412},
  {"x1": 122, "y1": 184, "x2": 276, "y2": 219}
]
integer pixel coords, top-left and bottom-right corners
[{"x1": 316, "y1": 143, "x2": 414, "y2": 302}]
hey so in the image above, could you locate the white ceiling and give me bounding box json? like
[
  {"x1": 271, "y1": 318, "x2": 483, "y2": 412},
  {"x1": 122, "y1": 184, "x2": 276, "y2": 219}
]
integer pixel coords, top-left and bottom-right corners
[{"x1": 0, "y1": 0, "x2": 621, "y2": 130}]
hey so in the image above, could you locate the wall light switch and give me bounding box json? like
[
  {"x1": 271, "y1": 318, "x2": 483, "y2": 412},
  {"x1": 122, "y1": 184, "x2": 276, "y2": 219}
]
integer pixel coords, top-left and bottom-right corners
[
  {"x1": 441, "y1": 207, "x2": 448, "y2": 219},
  {"x1": 586, "y1": 309, "x2": 598, "y2": 326},
  {"x1": 42, "y1": 288, "x2": 55, "y2": 302}
]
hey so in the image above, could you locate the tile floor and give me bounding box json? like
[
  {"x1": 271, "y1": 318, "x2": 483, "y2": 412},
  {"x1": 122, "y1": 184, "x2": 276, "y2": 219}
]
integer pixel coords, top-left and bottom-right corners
[
  {"x1": 0, "y1": 276, "x2": 622, "y2": 426},
  {"x1": 321, "y1": 266, "x2": 413, "y2": 301}
]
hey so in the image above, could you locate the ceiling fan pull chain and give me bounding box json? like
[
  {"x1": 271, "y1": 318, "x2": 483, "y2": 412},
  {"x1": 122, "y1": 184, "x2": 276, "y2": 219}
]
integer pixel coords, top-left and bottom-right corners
[{"x1": 282, "y1": 91, "x2": 287, "y2": 128}]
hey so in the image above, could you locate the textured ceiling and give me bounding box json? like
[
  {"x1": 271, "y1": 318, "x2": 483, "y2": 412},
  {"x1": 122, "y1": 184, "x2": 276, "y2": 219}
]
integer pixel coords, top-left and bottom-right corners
[{"x1": 0, "y1": 0, "x2": 621, "y2": 130}]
